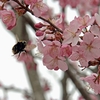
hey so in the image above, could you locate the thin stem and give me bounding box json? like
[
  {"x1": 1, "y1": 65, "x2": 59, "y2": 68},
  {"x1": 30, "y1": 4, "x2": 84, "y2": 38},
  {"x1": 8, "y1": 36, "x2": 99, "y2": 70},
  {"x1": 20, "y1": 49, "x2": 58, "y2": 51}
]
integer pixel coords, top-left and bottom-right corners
[
  {"x1": 66, "y1": 59, "x2": 92, "y2": 100},
  {"x1": 12, "y1": 0, "x2": 63, "y2": 33}
]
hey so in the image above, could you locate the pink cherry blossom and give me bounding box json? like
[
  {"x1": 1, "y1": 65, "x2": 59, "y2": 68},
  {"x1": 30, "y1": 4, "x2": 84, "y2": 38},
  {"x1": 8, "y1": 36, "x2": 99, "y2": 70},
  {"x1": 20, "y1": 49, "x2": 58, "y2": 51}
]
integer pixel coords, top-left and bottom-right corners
[
  {"x1": 77, "y1": 0, "x2": 99, "y2": 16},
  {"x1": 37, "y1": 40, "x2": 68, "y2": 71},
  {"x1": 90, "y1": 25, "x2": 100, "y2": 37},
  {"x1": 68, "y1": 0, "x2": 80, "y2": 8},
  {"x1": 17, "y1": 52, "x2": 33, "y2": 63},
  {"x1": 59, "y1": 0, "x2": 68, "y2": 8},
  {"x1": 62, "y1": 19, "x2": 81, "y2": 46},
  {"x1": 42, "y1": 79, "x2": 50, "y2": 92},
  {"x1": 17, "y1": 52, "x2": 37, "y2": 70},
  {"x1": 51, "y1": 14, "x2": 65, "y2": 30},
  {"x1": 60, "y1": 44, "x2": 72, "y2": 57},
  {"x1": 0, "y1": 9, "x2": 16, "y2": 29},
  {"x1": 80, "y1": 32, "x2": 100, "y2": 61},
  {"x1": 42, "y1": 40, "x2": 61, "y2": 58},
  {"x1": 95, "y1": 13, "x2": 100, "y2": 27},
  {"x1": 81, "y1": 73, "x2": 100, "y2": 94},
  {"x1": 75, "y1": 15, "x2": 95, "y2": 30},
  {"x1": 43, "y1": 54, "x2": 68, "y2": 71},
  {"x1": 69, "y1": 45, "x2": 89, "y2": 67},
  {"x1": 24, "y1": 0, "x2": 37, "y2": 5},
  {"x1": 30, "y1": 0, "x2": 49, "y2": 17},
  {"x1": 59, "y1": 0, "x2": 79, "y2": 8}
]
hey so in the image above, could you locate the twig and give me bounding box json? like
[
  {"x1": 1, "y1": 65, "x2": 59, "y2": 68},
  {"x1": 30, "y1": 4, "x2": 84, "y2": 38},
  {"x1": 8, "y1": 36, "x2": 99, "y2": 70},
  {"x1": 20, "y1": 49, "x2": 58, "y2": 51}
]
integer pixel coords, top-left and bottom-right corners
[
  {"x1": 12, "y1": 0, "x2": 63, "y2": 33},
  {"x1": 61, "y1": 72, "x2": 68, "y2": 100},
  {"x1": 66, "y1": 59, "x2": 92, "y2": 100}
]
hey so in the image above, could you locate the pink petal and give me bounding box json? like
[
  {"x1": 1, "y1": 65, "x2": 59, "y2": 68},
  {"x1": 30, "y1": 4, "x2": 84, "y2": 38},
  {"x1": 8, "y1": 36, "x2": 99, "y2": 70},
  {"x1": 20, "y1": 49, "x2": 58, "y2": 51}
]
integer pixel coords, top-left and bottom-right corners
[
  {"x1": 95, "y1": 13, "x2": 100, "y2": 27},
  {"x1": 83, "y1": 32, "x2": 94, "y2": 44},
  {"x1": 58, "y1": 59, "x2": 68, "y2": 71}
]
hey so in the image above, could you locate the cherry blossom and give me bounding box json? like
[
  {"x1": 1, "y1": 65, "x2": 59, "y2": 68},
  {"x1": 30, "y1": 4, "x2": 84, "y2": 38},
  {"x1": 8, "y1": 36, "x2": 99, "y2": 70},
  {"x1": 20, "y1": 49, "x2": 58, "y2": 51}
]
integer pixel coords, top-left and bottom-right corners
[
  {"x1": 60, "y1": 44, "x2": 72, "y2": 57},
  {"x1": 81, "y1": 73, "x2": 100, "y2": 94},
  {"x1": 69, "y1": 45, "x2": 89, "y2": 67},
  {"x1": 59, "y1": 0, "x2": 68, "y2": 8},
  {"x1": 77, "y1": 0, "x2": 100, "y2": 16},
  {"x1": 90, "y1": 25, "x2": 100, "y2": 37},
  {"x1": 30, "y1": 0, "x2": 49, "y2": 17},
  {"x1": 62, "y1": 20, "x2": 81, "y2": 46},
  {"x1": 37, "y1": 39, "x2": 68, "y2": 71},
  {"x1": 1, "y1": 0, "x2": 100, "y2": 96},
  {"x1": 42, "y1": 40, "x2": 61, "y2": 58},
  {"x1": 0, "y1": 9, "x2": 16, "y2": 29},
  {"x1": 59, "y1": 0, "x2": 79, "y2": 8},
  {"x1": 24, "y1": 0, "x2": 37, "y2": 5},
  {"x1": 42, "y1": 79, "x2": 50, "y2": 92},
  {"x1": 75, "y1": 15, "x2": 95, "y2": 30},
  {"x1": 43, "y1": 54, "x2": 68, "y2": 71},
  {"x1": 80, "y1": 32, "x2": 100, "y2": 61},
  {"x1": 17, "y1": 52, "x2": 33, "y2": 63},
  {"x1": 95, "y1": 13, "x2": 100, "y2": 27}
]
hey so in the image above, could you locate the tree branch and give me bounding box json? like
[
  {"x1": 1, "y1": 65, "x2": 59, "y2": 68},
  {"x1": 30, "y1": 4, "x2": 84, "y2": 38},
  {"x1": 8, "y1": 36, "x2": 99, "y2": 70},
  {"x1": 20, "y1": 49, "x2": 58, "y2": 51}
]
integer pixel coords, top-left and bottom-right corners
[
  {"x1": 11, "y1": 16, "x2": 45, "y2": 100},
  {"x1": 66, "y1": 59, "x2": 92, "y2": 100}
]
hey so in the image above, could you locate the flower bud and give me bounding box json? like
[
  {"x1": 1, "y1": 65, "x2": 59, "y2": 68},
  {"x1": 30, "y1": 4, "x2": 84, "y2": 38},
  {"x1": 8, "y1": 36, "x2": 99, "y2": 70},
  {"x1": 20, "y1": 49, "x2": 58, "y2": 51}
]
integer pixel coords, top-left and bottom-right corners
[
  {"x1": 34, "y1": 22, "x2": 43, "y2": 29},
  {"x1": 36, "y1": 30, "x2": 44, "y2": 36}
]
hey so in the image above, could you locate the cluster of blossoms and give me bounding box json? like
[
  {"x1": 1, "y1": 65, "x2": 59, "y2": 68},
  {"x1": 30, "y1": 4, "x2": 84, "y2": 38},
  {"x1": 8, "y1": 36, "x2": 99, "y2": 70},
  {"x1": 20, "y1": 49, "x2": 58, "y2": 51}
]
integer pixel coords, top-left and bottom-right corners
[
  {"x1": 59, "y1": 0, "x2": 100, "y2": 16},
  {"x1": 0, "y1": 0, "x2": 49, "y2": 29},
  {"x1": 35, "y1": 14, "x2": 100, "y2": 70},
  {"x1": 35, "y1": 13, "x2": 100, "y2": 93},
  {"x1": 1, "y1": 0, "x2": 100, "y2": 95}
]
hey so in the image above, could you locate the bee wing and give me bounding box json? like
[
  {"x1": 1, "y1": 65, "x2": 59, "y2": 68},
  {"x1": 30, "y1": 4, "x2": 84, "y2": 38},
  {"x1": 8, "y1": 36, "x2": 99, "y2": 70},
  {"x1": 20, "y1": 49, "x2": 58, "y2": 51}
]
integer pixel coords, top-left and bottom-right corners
[
  {"x1": 24, "y1": 44, "x2": 36, "y2": 51},
  {"x1": 15, "y1": 35, "x2": 19, "y2": 42}
]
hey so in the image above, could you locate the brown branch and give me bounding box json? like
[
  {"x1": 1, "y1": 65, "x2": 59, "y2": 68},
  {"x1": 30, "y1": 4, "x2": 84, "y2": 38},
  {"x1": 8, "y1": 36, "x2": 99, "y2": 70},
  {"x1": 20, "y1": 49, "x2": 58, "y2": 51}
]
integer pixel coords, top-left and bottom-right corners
[
  {"x1": 66, "y1": 59, "x2": 92, "y2": 100},
  {"x1": 22, "y1": 14, "x2": 37, "y2": 31},
  {"x1": 11, "y1": 16, "x2": 45, "y2": 100},
  {"x1": 61, "y1": 72, "x2": 69, "y2": 100},
  {"x1": 12, "y1": 0, "x2": 63, "y2": 33}
]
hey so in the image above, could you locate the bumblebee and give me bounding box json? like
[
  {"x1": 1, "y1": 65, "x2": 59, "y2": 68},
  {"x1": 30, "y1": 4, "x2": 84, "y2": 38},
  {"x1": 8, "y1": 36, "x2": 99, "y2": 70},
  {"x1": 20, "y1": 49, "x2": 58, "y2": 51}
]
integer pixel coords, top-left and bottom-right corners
[{"x1": 12, "y1": 41, "x2": 27, "y2": 56}]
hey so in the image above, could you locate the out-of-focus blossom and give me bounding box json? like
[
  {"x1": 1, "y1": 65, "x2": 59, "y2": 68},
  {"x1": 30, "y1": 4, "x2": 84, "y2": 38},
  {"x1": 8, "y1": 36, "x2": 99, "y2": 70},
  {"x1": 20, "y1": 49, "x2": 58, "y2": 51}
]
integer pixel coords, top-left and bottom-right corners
[
  {"x1": 81, "y1": 73, "x2": 100, "y2": 94},
  {"x1": 17, "y1": 52, "x2": 33, "y2": 63},
  {"x1": 13, "y1": 41, "x2": 36, "y2": 70},
  {"x1": 0, "y1": 9, "x2": 16, "y2": 29},
  {"x1": 24, "y1": 0, "x2": 37, "y2": 5},
  {"x1": 42, "y1": 79, "x2": 50, "y2": 92},
  {"x1": 77, "y1": 0, "x2": 100, "y2": 16},
  {"x1": 17, "y1": 52, "x2": 37, "y2": 70},
  {"x1": 59, "y1": 0, "x2": 79, "y2": 8}
]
